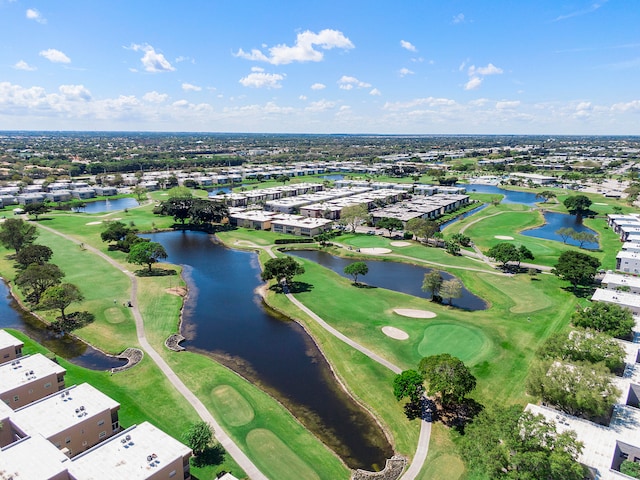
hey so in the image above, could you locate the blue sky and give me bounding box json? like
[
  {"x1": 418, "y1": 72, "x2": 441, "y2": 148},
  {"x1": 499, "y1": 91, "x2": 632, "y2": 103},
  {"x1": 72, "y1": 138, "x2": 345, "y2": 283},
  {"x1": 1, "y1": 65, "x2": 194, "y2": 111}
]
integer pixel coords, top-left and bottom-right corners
[{"x1": 1, "y1": 0, "x2": 639, "y2": 134}]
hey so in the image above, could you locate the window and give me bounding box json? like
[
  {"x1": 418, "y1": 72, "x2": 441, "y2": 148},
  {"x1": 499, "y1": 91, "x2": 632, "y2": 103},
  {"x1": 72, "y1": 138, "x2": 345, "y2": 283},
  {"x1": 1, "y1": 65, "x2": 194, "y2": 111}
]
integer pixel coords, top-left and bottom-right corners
[
  {"x1": 169, "y1": 471, "x2": 177, "y2": 478},
  {"x1": 65, "y1": 437, "x2": 71, "y2": 444},
  {"x1": 3, "y1": 353, "x2": 9, "y2": 359},
  {"x1": 99, "y1": 431, "x2": 106, "y2": 438},
  {"x1": 44, "y1": 382, "x2": 52, "y2": 389},
  {"x1": 13, "y1": 395, "x2": 19, "y2": 403},
  {"x1": 621, "y1": 452, "x2": 629, "y2": 459},
  {"x1": 97, "y1": 420, "x2": 105, "y2": 426}
]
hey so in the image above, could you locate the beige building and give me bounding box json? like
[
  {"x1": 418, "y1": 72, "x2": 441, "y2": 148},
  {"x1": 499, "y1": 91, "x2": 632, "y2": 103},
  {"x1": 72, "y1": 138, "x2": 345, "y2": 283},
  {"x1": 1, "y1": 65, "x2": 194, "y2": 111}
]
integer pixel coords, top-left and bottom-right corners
[
  {"x1": 0, "y1": 353, "x2": 66, "y2": 408},
  {"x1": 0, "y1": 329, "x2": 23, "y2": 362},
  {"x1": 12, "y1": 383, "x2": 121, "y2": 457},
  {"x1": 0, "y1": 432, "x2": 72, "y2": 480},
  {"x1": 68, "y1": 422, "x2": 192, "y2": 480}
]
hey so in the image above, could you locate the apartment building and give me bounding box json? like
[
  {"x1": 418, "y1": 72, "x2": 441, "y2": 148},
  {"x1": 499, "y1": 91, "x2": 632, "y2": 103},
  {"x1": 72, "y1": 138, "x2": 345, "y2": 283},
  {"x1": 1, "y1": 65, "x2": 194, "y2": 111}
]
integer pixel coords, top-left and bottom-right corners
[
  {"x1": 0, "y1": 329, "x2": 23, "y2": 362},
  {"x1": 0, "y1": 353, "x2": 66, "y2": 408}
]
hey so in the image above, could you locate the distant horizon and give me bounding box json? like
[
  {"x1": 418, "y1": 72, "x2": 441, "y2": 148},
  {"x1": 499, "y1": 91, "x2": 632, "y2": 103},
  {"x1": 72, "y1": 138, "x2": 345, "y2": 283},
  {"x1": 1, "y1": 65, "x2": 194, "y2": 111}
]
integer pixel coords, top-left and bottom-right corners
[{"x1": 2, "y1": 1, "x2": 639, "y2": 134}]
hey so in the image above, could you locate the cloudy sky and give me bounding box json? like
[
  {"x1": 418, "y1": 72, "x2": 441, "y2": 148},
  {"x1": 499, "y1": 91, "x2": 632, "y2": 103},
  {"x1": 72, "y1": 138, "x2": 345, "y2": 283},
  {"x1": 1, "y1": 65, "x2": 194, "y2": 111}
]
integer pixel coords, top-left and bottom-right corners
[{"x1": 1, "y1": 0, "x2": 639, "y2": 134}]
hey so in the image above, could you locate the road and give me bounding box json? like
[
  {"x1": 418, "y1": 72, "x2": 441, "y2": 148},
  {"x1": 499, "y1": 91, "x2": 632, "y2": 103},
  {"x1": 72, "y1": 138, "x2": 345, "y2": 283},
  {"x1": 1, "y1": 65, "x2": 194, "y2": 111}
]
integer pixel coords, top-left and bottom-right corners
[{"x1": 36, "y1": 222, "x2": 269, "y2": 480}]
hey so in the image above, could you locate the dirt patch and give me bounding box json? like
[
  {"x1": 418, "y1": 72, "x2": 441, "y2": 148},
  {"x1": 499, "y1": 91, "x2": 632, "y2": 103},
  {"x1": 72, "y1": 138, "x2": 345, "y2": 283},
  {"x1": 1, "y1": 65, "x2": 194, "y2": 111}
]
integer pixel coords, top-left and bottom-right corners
[
  {"x1": 85, "y1": 221, "x2": 102, "y2": 225},
  {"x1": 255, "y1": 284, "x2": 268, "y2": 299},
  {"x1": 166, "y1": 286, "x2": 187, "y2": 297},
  {"x1": 390, "y1": 241, "x2": 411, "y2": 247},
  {"x1": 394, "y1": 308, "x2": 437, "y2": 319},
  {"x1": 360, "y1": 247, "x2": 392, "y2": 255},
  {"x1": 494, "y1": 235, "x2": 514, "y2": 240},
  {"x1": 382, "y1": 326, "x2": 409, "y2": 340}
]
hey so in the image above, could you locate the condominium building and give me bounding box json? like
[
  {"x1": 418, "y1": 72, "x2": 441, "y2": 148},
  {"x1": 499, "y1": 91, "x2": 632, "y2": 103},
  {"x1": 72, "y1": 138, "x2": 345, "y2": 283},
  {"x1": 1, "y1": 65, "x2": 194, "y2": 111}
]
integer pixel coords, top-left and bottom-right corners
[
  {"x1": 0, "y1": 329, "x2": 23, "y2": 362},
  {"x1": 0, "y1": 353, "x2": 66, "y2": 408}
]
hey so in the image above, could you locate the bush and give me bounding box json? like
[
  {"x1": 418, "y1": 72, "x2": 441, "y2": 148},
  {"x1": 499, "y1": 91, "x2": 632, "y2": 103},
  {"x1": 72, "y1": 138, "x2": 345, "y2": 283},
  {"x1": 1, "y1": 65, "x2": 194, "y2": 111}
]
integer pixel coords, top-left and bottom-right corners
[{"x1": 403, "y1": 231, "x2": 413, "y2": 240}]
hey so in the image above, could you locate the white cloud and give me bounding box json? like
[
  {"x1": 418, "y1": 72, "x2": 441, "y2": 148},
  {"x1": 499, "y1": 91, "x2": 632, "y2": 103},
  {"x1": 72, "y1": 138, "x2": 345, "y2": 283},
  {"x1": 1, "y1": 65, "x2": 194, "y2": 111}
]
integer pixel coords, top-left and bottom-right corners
[
  {"x1": 369, "y1": 88, "x2": 381, "y2": 96},
  {"x1": 383, "y1": 97, "x2": 457, "y2": 111},
  {"x1": 469, "y1": 63, "x2": 503, "y2": 76},
  {"x1": 452, "y1": 13, "x2": 465, "y2": 24},
  {"x1": 400, "y1": 40, "x2": 417, "y2": 52},
  {"x1": 495, "y1": 100, "x2": 520, "y2": 109},
  {"x1": 311, "y1": 83, "x2": 326, "y2": 90},
  {"x1": 239, "y1": 72, "x2": 285, "y2": 88},
  {"x1": 14, "y1": 60, "x2": 36, "y2": 71},
  {"x1": 143, "y1": 91, "x2": 168, "y2": 103},
  {"x1": 305, "y1": 100, "x2": 337, "y2": 112},
  {"x1": 235, "y1": 29, "x2": 354, "y2": 65},
  {"x1": 468, "y1": 98, "x2": 490, "y2": 107},
  {"x1": 464, "y1": 77, "x2": 482, "y2": 90},
  {"x1": 299, "y1": 95, "x2": 307, "y2": 101},
  {"x1": 399, "y1": 67, "x2": 414, "y2": 77},
  {"x1": 26, "y1": 8, "x2": 46, "y2": 23},
  {"x1": 554, "y1": 0, "x2": 609, "y2": 22},
  {"x1": 59, "y1": 84, "x2": 91, "y2": 101},
  {"x1": 39, "y1": 49, "x2": 71, "y2": 64},
  {"x1": 611, "y1": 100, "x2": 640, "y2": 113},
  {"x1": 338, "y1": 76, "x2": 371, "y2": 90},
  {"x1": 129, "y1": 44, "x2": 175, "y2": 73},
  {"x1": 182, "y1": 83, "x2": 202, "y2": 92}
]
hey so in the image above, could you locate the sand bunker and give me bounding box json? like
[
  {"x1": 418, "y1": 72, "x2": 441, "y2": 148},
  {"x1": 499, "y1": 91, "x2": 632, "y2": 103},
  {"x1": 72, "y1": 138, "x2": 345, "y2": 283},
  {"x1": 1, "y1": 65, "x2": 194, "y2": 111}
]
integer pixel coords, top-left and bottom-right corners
[
  {"x1": 85, "y1": 221, "x2": 102, "y2": 225},
  {"x1": 359, "y1": 247, "x2": 392, "y2": 255},
  {"x1": 594, "y1": 202, "x2": 608, "y2": 206},
  {"x1": 390, "y1": 241, "x2": 411, "y2": 247},
  {"x1": 494, "y1": 235, "x2": 514, "y2": 240},
  {"x1": 394, "y1": 309, "x2": 437, "y2": 319},
  {"x1": 382, "y1": 326, "x2": 409, "y2": 340}
]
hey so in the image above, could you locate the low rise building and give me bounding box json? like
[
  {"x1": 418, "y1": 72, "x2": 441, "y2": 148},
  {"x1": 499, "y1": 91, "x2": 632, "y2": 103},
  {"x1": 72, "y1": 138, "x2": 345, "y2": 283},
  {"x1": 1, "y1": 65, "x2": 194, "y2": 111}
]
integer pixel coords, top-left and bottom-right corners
[
  {"x1": 601, "y1": 272, "x2": 640, "y2": 295},
  {"x1": 616, "y1": 251, "x2": 640, "y2": 274},
  {"x1": 0, "y1": 329, "x2": 23, "y2": 362},
  {"x1": 591, "y1": 288, "x2": 640, "y2": 316},
  {"x1": 0, "y1": 353, "x2": 66, "y2": 408}
]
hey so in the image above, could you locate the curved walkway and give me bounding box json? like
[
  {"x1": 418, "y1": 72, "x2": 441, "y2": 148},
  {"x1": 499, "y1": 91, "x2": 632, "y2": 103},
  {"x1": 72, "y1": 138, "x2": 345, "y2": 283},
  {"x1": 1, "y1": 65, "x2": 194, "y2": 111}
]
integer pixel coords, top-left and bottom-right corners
[
  {"x1": 260, "y1": 245, "x2": 431, "y2": 480},
  {"x1": 36, "y1": 222, "x2": 269, "y2": 480}
]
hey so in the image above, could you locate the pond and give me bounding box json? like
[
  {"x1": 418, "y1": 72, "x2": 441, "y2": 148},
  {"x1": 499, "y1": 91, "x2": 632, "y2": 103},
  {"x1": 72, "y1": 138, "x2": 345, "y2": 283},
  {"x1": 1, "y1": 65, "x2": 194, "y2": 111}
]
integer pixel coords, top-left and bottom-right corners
[
  {"x1": 462, "y1": 183, "x2": 540, "y2": 206},
  {"x1": 143, "y1": 231, "x2": 392, "y2": 470},
  {"x1": 0, "y1": 280, "x2": 126, "y2": 371},
  {"x1": 320, "y1": 174, "x2": 345, "y2": 181},
  {"x1": 79, "y1": 197, "x2": 139, "y2": 214},
  {"x1": 288, "y1": 250, "x2": 487, "y2": 311},
  {"x1": 522, "y1": 211, "x2": 599, "y2": 250}
]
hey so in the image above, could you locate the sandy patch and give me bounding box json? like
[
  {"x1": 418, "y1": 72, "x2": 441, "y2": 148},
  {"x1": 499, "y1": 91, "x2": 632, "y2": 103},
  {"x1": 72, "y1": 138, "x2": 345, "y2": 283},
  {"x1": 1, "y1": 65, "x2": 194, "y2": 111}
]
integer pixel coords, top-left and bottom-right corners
[
  {"x1": 85, "y1": 221, "x2": 102, "y2": 225},
  {"x1": 394, "y1": 308, "x2": 437, "y2": 319},
  {"x1": 166, "y1": 287, "x2": 187, "y2": 297},
  {"x1": 594, "y1": 202, "x2": 608, "y2": 206},
  {"x1": 359, "y1": 247, "x2": 392, "y2": 255},
  {"x1": 390, "y1": 241, "x2": 411, "y2": 247},
  {"x1": 382, "y1": 326, "x2": 409, "y2": 340},
  {"x1": 254, "y1": 284, "x2": 268, "y2": 299},
  {"x1": 494, "y1": 235, "x2": 514, "y2": 240}
]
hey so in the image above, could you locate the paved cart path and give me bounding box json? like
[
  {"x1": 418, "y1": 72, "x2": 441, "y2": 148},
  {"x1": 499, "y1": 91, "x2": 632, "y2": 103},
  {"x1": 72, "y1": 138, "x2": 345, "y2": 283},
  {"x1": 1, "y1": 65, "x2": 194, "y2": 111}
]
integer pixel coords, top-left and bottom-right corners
[{"x1": 36, "y1": 222, "x2": 269, "y2": 480}]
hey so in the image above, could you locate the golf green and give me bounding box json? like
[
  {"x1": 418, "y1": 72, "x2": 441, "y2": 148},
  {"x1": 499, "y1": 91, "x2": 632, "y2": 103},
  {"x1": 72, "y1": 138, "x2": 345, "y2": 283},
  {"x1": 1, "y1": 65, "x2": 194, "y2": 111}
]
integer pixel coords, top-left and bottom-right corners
[{"x1": 418, "y1": 323, "x2": 490, "y2": 365}]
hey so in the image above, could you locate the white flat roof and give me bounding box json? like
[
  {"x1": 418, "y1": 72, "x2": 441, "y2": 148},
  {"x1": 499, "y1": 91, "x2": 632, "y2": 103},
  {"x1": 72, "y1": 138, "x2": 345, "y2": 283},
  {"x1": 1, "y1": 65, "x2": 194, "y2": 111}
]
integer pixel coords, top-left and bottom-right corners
[
  {"x1": 602, "y1": 273, "x2": 640, "y2": 289},
  {"x1": 527, "y1": 403, "x2": 640, "y2": 480},
  {"x1": 617, "y1": 250, "x2": 640, "y2": 260},
  {"x1": 0, "y1": 434, "x2": 70, "y2": 479},
  {"x1": 0, "y1": 329, "x2": 23, "y2": 350},
  {"x1": 272, "y1": 217, "x2": 333, "y2": 228},
  {"x1": 0, "y1": 354, "x2": 65, "y2": 392},
  {"x1": 592, "y1": 288, "x2": 640, "y2": 308},
  {"x1": 69, "y1": 422, "x2": 191, "y2": 480},
  {"x1": 13, "y1": 383, "x2": 119, "y2": 439}
]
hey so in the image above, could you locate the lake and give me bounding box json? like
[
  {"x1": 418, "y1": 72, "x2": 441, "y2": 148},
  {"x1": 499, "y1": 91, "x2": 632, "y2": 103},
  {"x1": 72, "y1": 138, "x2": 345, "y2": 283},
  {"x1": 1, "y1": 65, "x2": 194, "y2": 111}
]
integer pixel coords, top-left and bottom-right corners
[
  {"x1": 79, "y1": 197, "x2": 139, "y2": 214},
  {"x1": 143, "y1": 230, "x2": 393, "y2": 470},
  {"x1": 522, "y1": 211, "x2": 599, "y2": 250},
  {"x1": 288, "y1": 249, "x2": 487, "y2": 310},
  {"x1": 462, "y1": 183, "x2": 540, "y2": 206}
]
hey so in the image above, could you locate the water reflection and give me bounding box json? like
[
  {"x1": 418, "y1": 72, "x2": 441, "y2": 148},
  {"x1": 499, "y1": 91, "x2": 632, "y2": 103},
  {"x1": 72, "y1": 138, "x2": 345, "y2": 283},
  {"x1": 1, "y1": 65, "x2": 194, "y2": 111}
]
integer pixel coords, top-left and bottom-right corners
[
  {"x1": 143, "y1": 231, "x2": 392, "y2": 470},
  {"x1": 0, "y1": 280, "x2": 126, "y2": 370},
  {"x1": 79, "y1": 197, "x2": 139, "y2": 214}
]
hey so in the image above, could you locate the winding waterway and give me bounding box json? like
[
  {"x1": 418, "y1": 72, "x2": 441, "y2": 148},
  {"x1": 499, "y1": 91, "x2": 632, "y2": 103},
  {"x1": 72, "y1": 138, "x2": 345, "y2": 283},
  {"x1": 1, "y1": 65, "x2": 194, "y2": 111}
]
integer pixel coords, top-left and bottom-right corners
[
  {"x1": 0, "y1": 280, "x2": 126, "y2": 370},
  {"x1": 143, "y1": 230, "x2": 393, "y2": 470}
]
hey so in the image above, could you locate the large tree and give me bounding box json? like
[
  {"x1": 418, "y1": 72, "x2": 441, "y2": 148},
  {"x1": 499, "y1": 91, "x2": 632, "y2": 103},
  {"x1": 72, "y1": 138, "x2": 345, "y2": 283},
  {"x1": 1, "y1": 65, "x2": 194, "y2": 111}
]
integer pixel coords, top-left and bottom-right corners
[
  {"x1": 569, "y1": 230, "x2": 598, "y2": 249},
  {"x1": 182, "y1": 421, "x2": 214, "y2": 456},
  {"x1": 15, "y1": 244, "x2": 53, "y2": 268},
  {"x1": 552, "y1": 250, "x2": 600, "y2": 289},
  {"x1": 39, "y1": 283, "x2": 84, "y2": 321},
  {"x1": 556, "y1": 227, "x2": 576, "y2": 244},
  {"x1": 440, "y1": 278, "x2": 463, "y2": 305},
  {"x1": 189, "y1": 198, "x2": 228, "y2": 225},
  {"x1": 563, "y1": 195, "x2": 593, "y2": 218},
  {"x1": 0, "y1": 218, "x2": 38, "y2": 254},
  {"x1": 419, "y1": 353, "x2": 476, "y2": 405},
  {"x1": 538, "y1": 329, "x2": 625, "y2": 373},
  {"x1": 517, "y1": 245, "x2": 535, "y2": 267},
  {"x1": 486, "y1": 242, "x2": 519, "y2": 269},
  {"x1": 23, "y1": 202, "x2": 51, "y2": 220},
  {"x1": 536, "y1": 190, "x2": 557, "y2": 203},
  {"x1": 126, "y1": 241, "x2": 168, "y2": 272},
  {"x1": 461, "y1": 405, "x2": 585, "y2": 480},
  {"x1": 527, "y1": 360, "x2": 620, "y2": 418},
  {"x1": 406, "y1": 218, "x2": 439, "y2": 245},
  {"x1": 344, "y1": 261, "x2": 368, "y2": 284},
  {"x1": 158, "y1": 196, "x2": 193, "y2": 224},
  {"x1": 393, "y1": 369, "x2": 424, "y2": 404},
  {"x1": 376, "y1": 217, "x2": 403, "y2": 236},
  {"x1": 339, "y1": 204, "x2": 369, "y2": 233},
  {"x1": 15, "y1": 263, "x2": 64, "y2": 304},
  {"x1": 571, "y1": 302, "x2": 635, "y2": 339},
  {"x1": 261, "y1": 257, "x2": 305, "y2": 287},
  {"x1": 422, "y1": 270, "x2": 443, "y2": 300}
]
